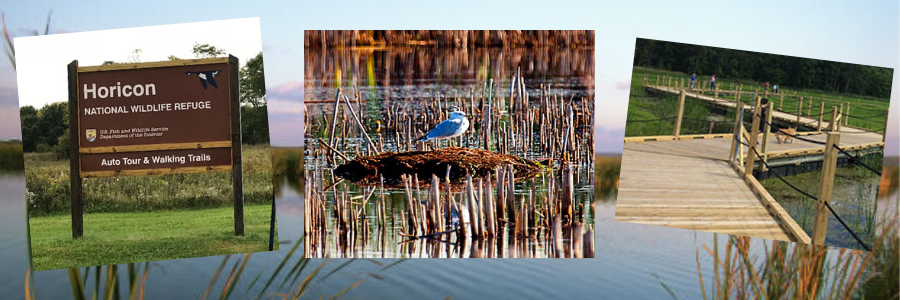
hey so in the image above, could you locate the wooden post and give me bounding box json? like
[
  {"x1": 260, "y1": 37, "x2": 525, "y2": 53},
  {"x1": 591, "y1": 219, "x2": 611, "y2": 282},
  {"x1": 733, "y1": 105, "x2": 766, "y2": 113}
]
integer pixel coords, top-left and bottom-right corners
[
  {"x1": 745, "y1": 97, "x2": 762, "y2": 177},
  {"x1": 817, "y1": 102, "x2": 824, "y2": 131},
  {"x1": 228, "y1": 55, "x2": 245, "y2": 236},
  {"x1": 734, "y1": 87, "x2": 741, "y2": 104},
  {"x1": 656, "y1": 75, "x2": 659, "y2": 87},
  {"x1": 714, "y1": 84, "x2": 719, "y2": 101},
  {"x1": 807, "y1": 99, "x2": 812, "y2": 117},
  {"x1": 838, "y1": 103, "x2": 844, "y2": 132},
  {"x1": 829, "y1": 106, "x2": 838, "y2": 132},
  {"x1": 845, "y1": 103, "x2": 850, "y2": 126},
  {"x1": 68, "y1": 60, "x2": 83, "y2": 239},
  {"x1": 761, "y1": 103, "x2": 773, "y2": 171},
  {"x1": 674, "y1": 89, "x2": 686, "y2": 136},
  {"x1": 812, "y1": 132, "x2": 841, "y2": 245},
  {"x1": 797, "y1": 97, "x2": 803, "y2": 125},
  {"x1": 779, "y1": 94, "x2": 784, "y2": 111},
  {"x1": 729, "y1": 102, "x2": 744, "y2": 162},
  {"x1": 709, "y1": 121, "x2": 714, "y2": 134}
]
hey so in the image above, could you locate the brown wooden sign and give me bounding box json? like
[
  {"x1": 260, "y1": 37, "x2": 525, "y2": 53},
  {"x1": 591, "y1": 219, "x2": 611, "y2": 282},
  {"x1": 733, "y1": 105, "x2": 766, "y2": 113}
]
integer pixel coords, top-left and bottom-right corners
[
  {"x1": 76, "y1": 58, "x2": 234, "y2": 177},
  {"x1": 68, "y1": 56, "x2": 244, "y2": 238}
]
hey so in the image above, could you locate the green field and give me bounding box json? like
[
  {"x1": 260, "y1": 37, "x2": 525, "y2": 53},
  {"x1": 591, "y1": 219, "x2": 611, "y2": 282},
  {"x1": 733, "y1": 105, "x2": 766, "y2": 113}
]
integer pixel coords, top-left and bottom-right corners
[
  {"x1": 29, "y1": 204, "x2": 274, "y2": 271},
  {"x1": 626, "y1": 68, "x2": 737, "y2": 136},
  {"x1": 630, "y1": 67, "x2": 890, "y2": 133},
  {"x1": 26, "y1": 145, "x2": 274, "y2": 216}
]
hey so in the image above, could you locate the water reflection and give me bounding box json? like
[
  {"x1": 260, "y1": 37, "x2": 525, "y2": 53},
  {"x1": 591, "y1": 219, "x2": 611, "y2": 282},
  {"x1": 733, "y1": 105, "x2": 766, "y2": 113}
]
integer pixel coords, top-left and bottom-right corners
[{"x1": 304, "y1": 46, "x2": 595, "y2": 258}]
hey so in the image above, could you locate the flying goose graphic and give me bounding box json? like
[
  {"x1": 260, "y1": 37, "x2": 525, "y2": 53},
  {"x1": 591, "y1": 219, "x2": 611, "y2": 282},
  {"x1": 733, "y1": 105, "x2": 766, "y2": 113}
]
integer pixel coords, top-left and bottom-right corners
[{"x1": 185, "y1": 70, "x2": 221, "y2": 89}]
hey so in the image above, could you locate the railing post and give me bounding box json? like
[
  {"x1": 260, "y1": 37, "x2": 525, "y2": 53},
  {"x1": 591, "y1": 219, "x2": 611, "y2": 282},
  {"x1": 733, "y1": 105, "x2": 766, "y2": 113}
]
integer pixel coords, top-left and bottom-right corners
[
  {"x1": 829, "y1": 106, "x2": 838, "y2": 131},
  {"x1": 838, "y1": 103, "x2": 844, "y2": 132},
  {"x1": 797, "y1": 97, "x2": 803, "y2": 125},
  {"x1": 807, "y1": 99, "x2": 812, "y2": 117},
  {"x1": 714, "y1": 84, "x2": 719, "y2": 101},
  {"x1": 745, "y1": 97, "x2": 762, "y2": 177},
  {"x1": 761, "y1": 103, "x2": 774, "y2": 171},
  {"x1": 818, "y1": 102, "x2": 825, "y2": 131},
  {"x1": 729, "y1": 102, "x2": 745, "y2": 162},
  {"x1": 734, "y1": 87, "x2": 741, "y2": 104},
  {"x1": 813, "y1": 132, "x2": 841, "y2": 245},
  {"x1": 845, "y1": 103, "x2": 850, "y2": 126},
  {"x1": 779, "y1": 94, "x2": 784, "y2": 111},
  {"x1": 656, "y1": 75, "x2": 659, "y2": 87},
  {"x1": 674, "y1": 89, "x2": 686, "y2": 137}
]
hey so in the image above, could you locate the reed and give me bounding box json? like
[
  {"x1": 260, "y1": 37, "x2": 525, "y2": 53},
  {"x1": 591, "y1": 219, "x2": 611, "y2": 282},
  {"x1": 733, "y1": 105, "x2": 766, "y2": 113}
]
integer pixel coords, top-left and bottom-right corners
[
  {"x1": 304, "y1": 30, "x2": 594, "y2": 48},
  {"x1": 304, "y1": 74, "x2": 594, "y2": 257}
]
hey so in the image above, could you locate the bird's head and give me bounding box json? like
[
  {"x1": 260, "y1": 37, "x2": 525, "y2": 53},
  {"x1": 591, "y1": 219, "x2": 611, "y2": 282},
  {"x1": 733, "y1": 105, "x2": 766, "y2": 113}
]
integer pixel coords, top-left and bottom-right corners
[{"x1": 450, "y1": 111, "x2": 467, "y2": 119}]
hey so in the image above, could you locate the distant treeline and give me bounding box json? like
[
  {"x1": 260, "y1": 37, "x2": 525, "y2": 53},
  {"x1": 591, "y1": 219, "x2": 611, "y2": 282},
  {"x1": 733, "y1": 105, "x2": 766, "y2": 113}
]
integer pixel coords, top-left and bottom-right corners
[
  {"x1": 0, "y1": 141, "x2": 24, "y2": 171},
  {"x1": 19, "y1": 103, "x2": 271, "y2": 157},
  {"x1": 633, "y1": 38, "x2": 893, "y2": 99},
  {"x1": 305, "y1": 30, "x2": 594, "y2": 48}
]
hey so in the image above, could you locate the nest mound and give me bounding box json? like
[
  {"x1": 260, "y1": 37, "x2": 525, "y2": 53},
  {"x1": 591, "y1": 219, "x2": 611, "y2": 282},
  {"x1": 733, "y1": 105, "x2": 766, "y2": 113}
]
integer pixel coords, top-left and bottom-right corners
[{"x1": 334, "y1": 147, "x2": 543, "y2": 186}]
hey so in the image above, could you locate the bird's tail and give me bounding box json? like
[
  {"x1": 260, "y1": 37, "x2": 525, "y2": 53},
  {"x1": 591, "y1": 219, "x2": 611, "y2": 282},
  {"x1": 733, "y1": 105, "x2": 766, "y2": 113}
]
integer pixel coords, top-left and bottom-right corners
[{"x1": 414, "y1": 135, "x2": 429, "y2": 142}]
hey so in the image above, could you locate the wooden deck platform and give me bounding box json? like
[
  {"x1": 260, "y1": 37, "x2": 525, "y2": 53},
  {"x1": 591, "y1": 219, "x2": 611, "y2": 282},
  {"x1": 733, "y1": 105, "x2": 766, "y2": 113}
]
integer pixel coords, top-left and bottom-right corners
[
  {"x1": 614, "y1": 84, "x2": 886, "y2": 243},
  {"x1": 615, "y1": 142, "x2": 799, "y2": 241}
]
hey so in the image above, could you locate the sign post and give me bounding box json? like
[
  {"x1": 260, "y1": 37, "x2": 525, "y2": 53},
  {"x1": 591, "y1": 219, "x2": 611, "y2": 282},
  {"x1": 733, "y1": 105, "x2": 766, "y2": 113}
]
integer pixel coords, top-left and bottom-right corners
[{"x1": 68, "y1": 56, "x2": 244, "y2": 238}]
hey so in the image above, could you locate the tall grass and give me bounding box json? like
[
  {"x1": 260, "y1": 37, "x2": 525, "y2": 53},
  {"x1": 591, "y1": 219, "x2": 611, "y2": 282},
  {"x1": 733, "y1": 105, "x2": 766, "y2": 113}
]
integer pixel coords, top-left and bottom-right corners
[
  {"x1": 53, "y1": 239, "x2": 403, "y2": 300},
  {"x1": 672, "y1": 193, "x2": 898, "y2": 300},
  {"x1": 25, "y1": 145, "x2": 274, "y2": 216},
  {"x1": 0, "y1": 141, "x2": 24, "y2": 171}
]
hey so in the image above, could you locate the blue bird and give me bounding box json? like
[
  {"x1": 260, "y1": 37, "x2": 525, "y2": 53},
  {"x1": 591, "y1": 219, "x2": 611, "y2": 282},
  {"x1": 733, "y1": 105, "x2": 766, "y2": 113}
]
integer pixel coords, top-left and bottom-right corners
[
  {"x1": 185, "y1": 70, "x2": 220, "y2": 89},
  {"x1": 415, "y1": 110, "x2": 469, "y2": 143}
]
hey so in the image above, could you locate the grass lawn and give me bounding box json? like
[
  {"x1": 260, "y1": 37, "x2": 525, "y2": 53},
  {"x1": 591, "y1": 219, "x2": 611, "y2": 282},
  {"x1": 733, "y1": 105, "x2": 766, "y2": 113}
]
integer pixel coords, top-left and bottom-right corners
[
  {"x1": 29, "y1": 204, "x2": 275, "y2": 271},
  {"x1": 631, "y1": 67, "x2": 890, "y2": 132}
]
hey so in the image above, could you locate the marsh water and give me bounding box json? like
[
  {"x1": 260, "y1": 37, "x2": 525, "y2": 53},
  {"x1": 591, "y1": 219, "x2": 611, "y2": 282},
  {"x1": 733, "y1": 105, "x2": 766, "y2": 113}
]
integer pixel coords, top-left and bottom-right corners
[
  {"x1": 303, "y1": 47, "x2": 596, "y2": 258},
  {"x1": 2, "y1": 173, "x2": 899, "y2": 299}
]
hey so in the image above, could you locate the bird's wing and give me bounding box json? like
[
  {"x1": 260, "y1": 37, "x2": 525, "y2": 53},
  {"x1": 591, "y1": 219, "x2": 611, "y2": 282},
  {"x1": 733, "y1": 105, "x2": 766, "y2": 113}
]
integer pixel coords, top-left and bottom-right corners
[
  {"x1": 199, "y1": 78, "x2": 208, "y2": 89},
  {"x1": 426, "y1": 119, "x2": 462, "y2": 139},
  {"x1": 208, "y1": 76, "x2": 218, "y2": 89}
]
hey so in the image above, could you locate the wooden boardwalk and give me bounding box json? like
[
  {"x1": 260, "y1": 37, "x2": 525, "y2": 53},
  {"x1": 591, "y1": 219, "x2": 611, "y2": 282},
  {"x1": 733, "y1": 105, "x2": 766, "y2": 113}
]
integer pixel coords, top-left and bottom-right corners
[{"x1": 614, "y1": 84, "x2": 886, "y2": 243}]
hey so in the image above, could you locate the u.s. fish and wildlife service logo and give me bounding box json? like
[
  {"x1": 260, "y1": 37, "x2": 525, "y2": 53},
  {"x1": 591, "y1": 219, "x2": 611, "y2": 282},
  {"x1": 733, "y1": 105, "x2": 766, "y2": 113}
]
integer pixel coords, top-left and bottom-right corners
[{"x1": 86, "y1": 129, "x2": 97, "y2": 142}]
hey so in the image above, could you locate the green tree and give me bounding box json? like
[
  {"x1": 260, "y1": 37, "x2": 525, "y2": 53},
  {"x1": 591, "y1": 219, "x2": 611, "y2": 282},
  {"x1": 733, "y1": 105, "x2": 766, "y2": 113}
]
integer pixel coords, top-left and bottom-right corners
[
  {"x1": 192, "y1": 43, "x2": 225, "y2": 58},
  {"x1": 240, "y1": 52, "x2": 266, "y2": 107},
  {"x1": 19, "y1": 106, "x2": 39, "y2": 152}
]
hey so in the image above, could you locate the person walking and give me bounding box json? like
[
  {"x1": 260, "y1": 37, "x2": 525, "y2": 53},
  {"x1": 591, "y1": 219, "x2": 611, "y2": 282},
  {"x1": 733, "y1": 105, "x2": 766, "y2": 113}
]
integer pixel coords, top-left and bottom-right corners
[
  {"x1": 773, "y1": 84, "x2": 778, "y2": 93},
  {"x1": 710, "y1": 74, "x2": 716, "y2": 90},
  {"x1": 690, "y1": 73, "x2": 696, "y2": 89},
  {"x1": 765, "y1": 82, "x2": 770, "y2": 92}
]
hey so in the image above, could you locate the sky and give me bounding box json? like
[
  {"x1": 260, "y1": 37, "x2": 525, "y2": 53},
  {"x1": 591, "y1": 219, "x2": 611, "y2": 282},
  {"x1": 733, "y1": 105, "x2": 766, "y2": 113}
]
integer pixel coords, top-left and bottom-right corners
[
  {"x1": 1, "y1": 0, "x2": 898, "y2": 156},
  {"x1": 15, "y1": 18, "x2": 262, "y2": 108}
]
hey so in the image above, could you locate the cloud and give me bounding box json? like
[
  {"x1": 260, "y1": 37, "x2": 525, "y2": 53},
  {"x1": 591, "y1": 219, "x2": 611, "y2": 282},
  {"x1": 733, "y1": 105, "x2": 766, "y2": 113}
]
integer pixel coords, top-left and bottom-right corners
[
  {"x1": 594, "y1": 126, "x2": 625, "y2": 154},
  {"x1": 265, "y1": 82, "x2": 305, "y2": 147},
  {"x1": 267, "y1": 112, "x2": 303, "y2": 147},
  {"x1": 0, "y1": 104, "x2": 22, "y2": 140},
  {"x1": 266, "y1": 81, "x2": 303, "y2": 102},
  {"x1": 0, "y1": 83, "x2": 17, "y2": 107}
]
